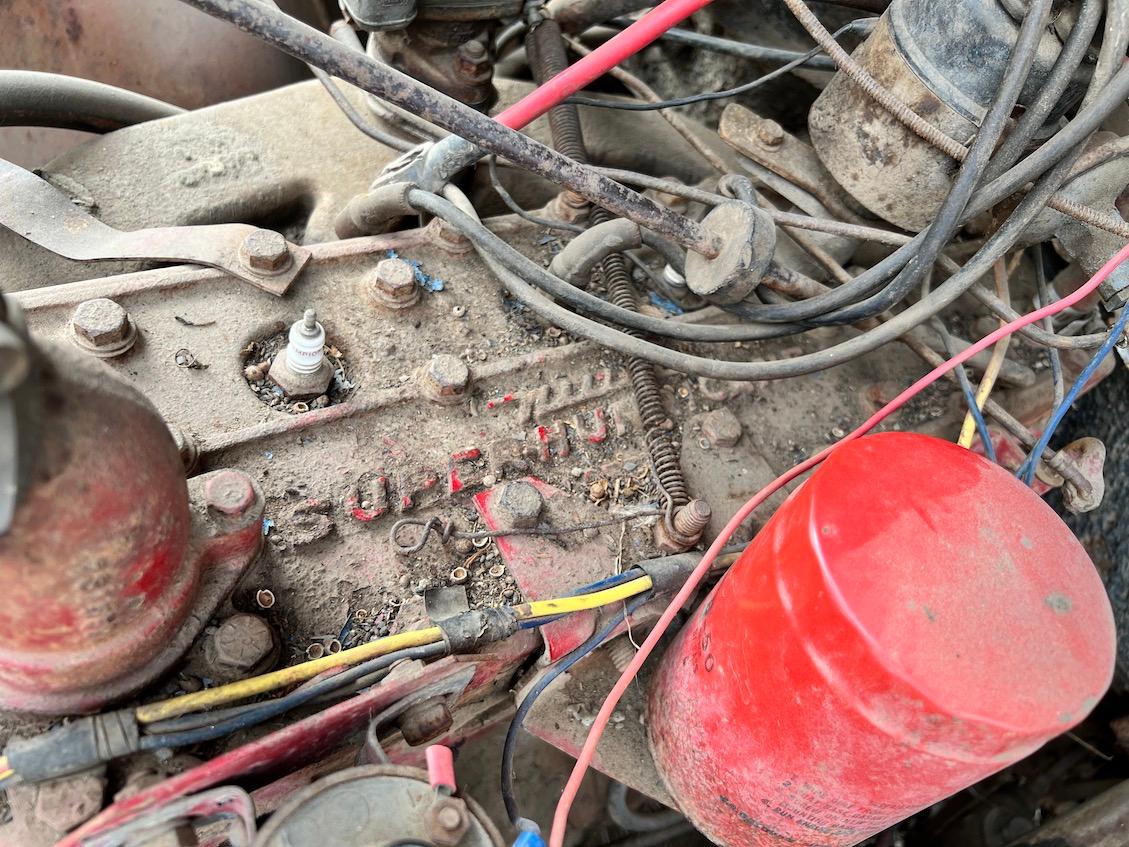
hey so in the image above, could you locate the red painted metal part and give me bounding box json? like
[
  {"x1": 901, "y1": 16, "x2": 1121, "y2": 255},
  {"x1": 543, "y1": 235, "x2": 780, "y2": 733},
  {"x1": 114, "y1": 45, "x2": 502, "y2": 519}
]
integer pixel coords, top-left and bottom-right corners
[
  {"x1": 0, "y1": 348, "x2": 261, "y2": 714},
  {"x1": 68, "y1": 634, "x2": 540, "y2": 846},
  {"x1": 649, "y1": 432, "x2": 1116, "y2": 847},
  {"x1": 473, "y1": 478, "x2": 606, "y2": 661}
]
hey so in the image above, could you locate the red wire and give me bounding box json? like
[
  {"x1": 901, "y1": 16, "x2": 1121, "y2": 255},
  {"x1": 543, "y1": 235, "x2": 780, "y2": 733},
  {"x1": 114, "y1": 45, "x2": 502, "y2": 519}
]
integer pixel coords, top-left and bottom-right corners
[
  {"x1": 494, "y1": 0, "x2": 716, "y2": 131},
  {"x1": 548, "y1": 241, "x2": 1129, "y2": 847}
]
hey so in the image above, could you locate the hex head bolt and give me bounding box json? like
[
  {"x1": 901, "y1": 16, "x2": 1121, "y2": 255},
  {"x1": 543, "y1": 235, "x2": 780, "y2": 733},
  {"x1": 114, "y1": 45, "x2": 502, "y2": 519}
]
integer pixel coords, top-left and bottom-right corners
[
  {"x1": 420, "y1": 354, "x2": 470, "y2": 404},
  {"x1": 70, "y1": 298, "x2": 137, "y2": 358},
  {"x1": 204, "y1": 470, "x2": 257, "y2": 517},
  {"x1": 367, "y1": 258, "x2": 420, "y2": 310},
  {"x1": 240, "y1": 230, "x2": 291, "y2": 274}
]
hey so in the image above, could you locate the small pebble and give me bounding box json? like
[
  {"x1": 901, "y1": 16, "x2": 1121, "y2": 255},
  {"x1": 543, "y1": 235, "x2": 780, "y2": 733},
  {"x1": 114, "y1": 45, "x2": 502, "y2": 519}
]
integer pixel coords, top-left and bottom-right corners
[
  {"x1": 244, "y1": 364, "x2": 264, "y2": 381},
  {"x1": 482, "y1": 474, "x2": 497, "y2": 488}
]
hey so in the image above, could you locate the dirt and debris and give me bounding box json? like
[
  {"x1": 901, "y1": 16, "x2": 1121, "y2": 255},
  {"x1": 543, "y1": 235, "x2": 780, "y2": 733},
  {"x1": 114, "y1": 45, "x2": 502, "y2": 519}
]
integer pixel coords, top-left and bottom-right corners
[{"x1": 241, "y1": 329, "x2": 356, "y2": 414}]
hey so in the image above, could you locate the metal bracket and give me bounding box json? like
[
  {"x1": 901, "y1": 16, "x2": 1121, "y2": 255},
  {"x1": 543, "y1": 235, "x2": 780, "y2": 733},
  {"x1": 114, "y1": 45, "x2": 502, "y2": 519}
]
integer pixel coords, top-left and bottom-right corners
[{"x1": 0, "y1": 158, "x2": 310, "y2": 297}]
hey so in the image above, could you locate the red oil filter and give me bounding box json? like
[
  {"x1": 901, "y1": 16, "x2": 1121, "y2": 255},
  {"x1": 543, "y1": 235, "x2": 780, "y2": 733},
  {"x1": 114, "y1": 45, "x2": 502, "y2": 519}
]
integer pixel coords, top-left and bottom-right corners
[{"x1": 649, "y1": 432, "x2": 1115, "y2": 846}]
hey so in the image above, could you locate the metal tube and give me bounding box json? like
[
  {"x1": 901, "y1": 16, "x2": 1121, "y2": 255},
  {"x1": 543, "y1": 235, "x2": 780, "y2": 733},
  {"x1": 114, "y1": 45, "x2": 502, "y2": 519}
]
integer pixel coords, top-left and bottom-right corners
[
  {"x1": 172, "y1": 0, "x2": 723, "y2": 257},
  {"x1": 605, "y1": 18, "x2": 838, "y2": 69}
]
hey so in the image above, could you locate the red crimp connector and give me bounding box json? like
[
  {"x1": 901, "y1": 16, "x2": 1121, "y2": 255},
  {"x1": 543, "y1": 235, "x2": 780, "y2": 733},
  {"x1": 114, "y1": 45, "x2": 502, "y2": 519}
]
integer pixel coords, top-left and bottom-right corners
[{"x1": 426, "y1": 744, "x2": 457, "y2": 794}]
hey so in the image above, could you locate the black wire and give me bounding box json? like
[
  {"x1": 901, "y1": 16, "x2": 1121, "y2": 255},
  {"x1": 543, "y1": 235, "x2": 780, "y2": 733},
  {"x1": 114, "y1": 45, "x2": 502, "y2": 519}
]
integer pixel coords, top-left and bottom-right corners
[
  {"x1": 564, "y1": 19, "x2": 871, "y2": 112},
  {"x1": 139, "y1": 642, "x2": 448, "y2": 750},
  {"x1": 982, "y1": 0, "x2": 1102, "y2": 182},
  {"x1": 810, "y1": 0, "x2": 1054, "y2": 326},
  {"x1": 311, "y1": 66, "x2": 416, "y2": 153},
  {"x1": 501, "y1": 595, "x2": 650, "y2": 825},
  {"x1": 932, "y1": 318, "x2": 998, "y2": 463},
  {"x1": 1034, "y1": 246, "x2": 1067, "y2": 407},
  {"x1": 487, "y1": 155, "x2": 585, "y2": 234},
  {"x1": 425, "y1": 138, "x2": 1088, "y2": 381}
]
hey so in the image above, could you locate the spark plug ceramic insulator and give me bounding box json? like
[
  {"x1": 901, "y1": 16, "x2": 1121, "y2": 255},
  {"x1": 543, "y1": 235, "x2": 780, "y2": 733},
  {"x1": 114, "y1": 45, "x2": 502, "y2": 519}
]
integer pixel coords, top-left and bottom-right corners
[{"x1": 286, "y1": 309, "x2": 326, "y2": 375}]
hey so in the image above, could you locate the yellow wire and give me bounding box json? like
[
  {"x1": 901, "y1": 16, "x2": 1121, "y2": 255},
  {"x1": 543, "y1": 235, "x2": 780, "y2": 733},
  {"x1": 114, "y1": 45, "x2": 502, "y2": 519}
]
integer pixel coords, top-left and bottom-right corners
[
  {"x1": 958, "y1": 257, "x2": 1013, "y2": 449},
  {"x1": 0, "y1": 756, "x2": 8, "y2": 772},
  {"x1": 135, "y1": 576, "x2": 653, "y2": 725},
  {"x1": 515, "y1": 576, "x2": 653, "y2": 620},
  {"x1": 136, "y1": 626, "x2": 444, "y2": 724}
]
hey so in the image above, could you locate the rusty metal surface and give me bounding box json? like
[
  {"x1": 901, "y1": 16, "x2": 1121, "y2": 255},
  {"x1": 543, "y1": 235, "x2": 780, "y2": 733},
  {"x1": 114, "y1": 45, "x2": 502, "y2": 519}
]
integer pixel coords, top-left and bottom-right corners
[
  {"x1": 0, "y1": 159, "x2": 311, "y2": 296},
  {"x1": 0, "y1": 340, "x2": 263, "y2": 714},
  {"x1": 808, "y1": 15, "x2": 973, "y2": 232}
]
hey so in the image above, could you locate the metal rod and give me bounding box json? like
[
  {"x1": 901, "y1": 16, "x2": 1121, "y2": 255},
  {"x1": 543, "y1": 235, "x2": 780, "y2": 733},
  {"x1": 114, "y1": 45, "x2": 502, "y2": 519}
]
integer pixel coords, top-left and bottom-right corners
[
  {"x1": 606, "y1": 18, "x2": 839, "y2": 69},
  {"x1": 171, "y1": 0, "x2": 723, "y2": 257}
]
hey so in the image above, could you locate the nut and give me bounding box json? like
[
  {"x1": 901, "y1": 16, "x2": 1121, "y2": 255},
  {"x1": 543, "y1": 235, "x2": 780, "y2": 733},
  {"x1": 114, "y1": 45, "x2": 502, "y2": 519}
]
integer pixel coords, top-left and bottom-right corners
[
  {"x1": 367, "y1": 258, "x2": 420, "y2": 310},
  {"x1": 240, "y1": 230, "x2": 291, "y2": 273},
  {"x1": 204, "y1": 470, "x2": 257, "y2": 517},
  {"x1": 497, "y1": 481, "x2": 543, "y2": 529},
  {"x1": 255, "y1": 589, "x2": 276, "y2": 609},
  {"x1": 35, "y1": 773, "x2": 105, "y2": 834},
  {"x1": 756, "y1": 118, "x2": 785, "y2": 148},
  {"x1": 701, "y1": 409, "x2": 742, "y2": 448},
  {"x1": 205, "y1": 613, "x2": 276, "y2": 680},
  {"x1": 399, "y1": 698, "x2": 453, "y2": 745},
  {"x1": 426, "y1": 797, "x2": 471, "y2": 847},
  {"x1": 457, "y1": 40, "x2": 491, "y2": 78},
  {"x1": 70, "y1": 298, "x2": 137, "y2": 357},
  {"x1": 421, "y1": 354, "x2": 470, "y2": 404},
  {"x1": 450, "y1": 566, "x2": 469, "y2": 584}
]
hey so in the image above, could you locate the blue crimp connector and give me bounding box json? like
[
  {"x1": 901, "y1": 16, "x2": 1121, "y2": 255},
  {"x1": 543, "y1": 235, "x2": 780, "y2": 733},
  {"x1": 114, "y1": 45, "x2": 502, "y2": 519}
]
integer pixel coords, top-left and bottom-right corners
[{"x1": 512, "y1": 829, "x2": 546, "y2": 847}]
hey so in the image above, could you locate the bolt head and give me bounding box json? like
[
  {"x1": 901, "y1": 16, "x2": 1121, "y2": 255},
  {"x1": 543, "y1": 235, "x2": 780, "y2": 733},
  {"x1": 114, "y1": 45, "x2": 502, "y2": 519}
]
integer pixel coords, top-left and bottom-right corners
[
  {"x1": 701, "y1": 409, "x2": 742, "y2": 448},
  {"x1": 756, "y1": 119, "x2": 785, "y2": 147},
  {"x1": 209, "y1": 613, "x2": 275, "y2": 675},
  {"x1": 422, "y1": 354, "x2": 470, "y2": 402},
  {"x1": 457, "y1": 40, "x2": 491, "y2": 76},
  {"x1": 427, "y1": 798, "x2": 471, "y2": 846},
  {"x1": 369, "y1": 258, "x2": 419, "y2": 308},
  {"x1": 497, "y1": 481, "x2": 543, "y2": 528},
  {"x1": 71, "y1": 298, "x2": 131, "y2": 347},
  {"x1": 241, "y1": 230, "x2": 291, "y2": 273},
  {"x1": 204, "y1": 470, "x2": 257, "y2": 517}
]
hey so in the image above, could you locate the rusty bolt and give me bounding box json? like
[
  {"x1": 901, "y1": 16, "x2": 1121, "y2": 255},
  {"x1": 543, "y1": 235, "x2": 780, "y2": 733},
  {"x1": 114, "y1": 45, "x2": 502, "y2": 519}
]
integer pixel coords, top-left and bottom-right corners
[
  {"x1": 654, "y1": 499, "x2": 712, "y2": 554},
  {"x1": 205, "y1": 613, "x2": 275, "y2": 679},
  {"x1": 240, "y1": 230, "x2": 291, "y2": 273},
  {"x1": 71, "y1": 298, "x2": 136, "y2": 356},
  {"x1": 368, "y1": 258, "x2": 419, "y2": 309},
  {"x1": 497, "y1": 481, "x2": 543, "y2": 529},
  {"x1": 421, "y1": 354, "x2": 470, "y2": 403},
  {"x1": 673, "y1": 499, "x2": 712, "y2": 537},
  {"x1": 457, "y1": 40, "x2": 491, "y2": 77},
  {"x1": 427, "y1": 797, "x2": 471, "y2": 847},
  {"x1": 35, "y1": 773, "x2": 106, "y2": 834},
  {"x1": 756, "y1": 119, "x2": 785, "y2": 148},
  {"x1": 701, "y1": 409, "x2": 743, "y2": 449},
  {"x1": 204, "y1": 470, "x2": 257, "y2": 517},
  {"x1": 399, "y1": 698, "x2": 454, "y2": 746}
]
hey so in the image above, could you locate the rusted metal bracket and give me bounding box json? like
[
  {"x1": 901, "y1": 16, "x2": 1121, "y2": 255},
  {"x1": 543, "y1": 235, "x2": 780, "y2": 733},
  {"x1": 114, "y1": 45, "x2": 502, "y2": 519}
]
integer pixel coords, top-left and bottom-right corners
[{"x1": 0, "y1": 158, "x2": 310, "y2": 296}]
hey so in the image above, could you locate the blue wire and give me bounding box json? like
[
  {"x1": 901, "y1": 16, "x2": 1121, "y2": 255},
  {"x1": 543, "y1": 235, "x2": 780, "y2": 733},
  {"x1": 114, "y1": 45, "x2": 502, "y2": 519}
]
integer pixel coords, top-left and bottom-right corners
[
  {"x1": 517, "y1": 570, "x2": 643, "y2": 630},
  {"x1": 501, "y1": 594, "x2": 650, "y2": 825},
  {"x1": 1017, "y1": 307, "x2": 1129, "y2": 485}
]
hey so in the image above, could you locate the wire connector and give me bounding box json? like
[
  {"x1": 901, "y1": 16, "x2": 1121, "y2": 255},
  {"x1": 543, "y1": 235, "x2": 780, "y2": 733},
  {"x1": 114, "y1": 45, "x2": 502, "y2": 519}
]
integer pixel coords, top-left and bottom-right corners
[
  {"x1": 5, "y1": 709, "x2": 139, "y2": 783},
  {"x1": 438, "y1": 607, "x2": 519, "y2": 652}
]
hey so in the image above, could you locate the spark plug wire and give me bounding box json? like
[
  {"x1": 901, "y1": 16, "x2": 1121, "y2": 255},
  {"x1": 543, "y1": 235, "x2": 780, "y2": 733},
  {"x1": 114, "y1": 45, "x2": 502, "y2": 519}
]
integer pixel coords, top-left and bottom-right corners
[{"x1": 547, "y1": 241, "x2": 1129, "y2": 847}]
